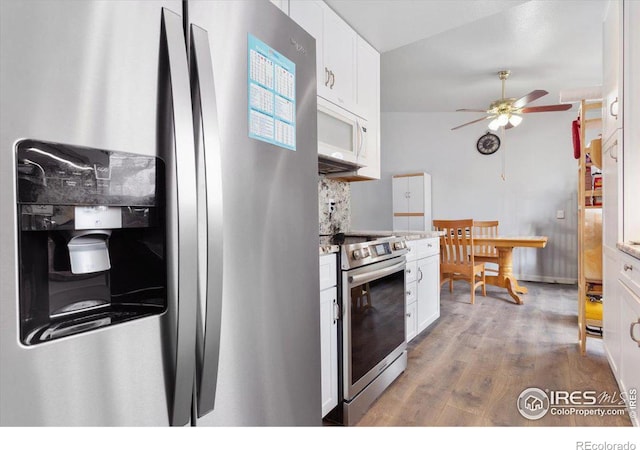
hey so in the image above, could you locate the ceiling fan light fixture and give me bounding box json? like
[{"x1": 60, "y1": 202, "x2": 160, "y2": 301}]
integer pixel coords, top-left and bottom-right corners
[
  {"x1": 496, "y1": 114, "x2": 509, "y2": 126},
  {"x1": 509, "y1": 114, "x2": 523, "y2": 127},
  {"x1": 488, "y1": 118, "x2": 500, "y2": 131}
]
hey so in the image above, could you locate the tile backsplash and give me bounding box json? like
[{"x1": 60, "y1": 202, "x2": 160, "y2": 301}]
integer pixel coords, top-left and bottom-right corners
[{"x1": 318, "y1": 176, "x2": 350, "y2": 235}]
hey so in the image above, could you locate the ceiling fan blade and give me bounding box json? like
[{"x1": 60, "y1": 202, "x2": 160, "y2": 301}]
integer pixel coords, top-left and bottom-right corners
[
  {"x1": 456, "y1": 108, "x2": 488, "y2": 113},
  {"x1": 520, "y1": 104, "x2": 573, "y2": 113},
  {"x1": 512, "y1": 89, "x2": 548, "y2": 109},
  {"x1": 451, "y1": 116, "x2": 491, "y2": 130}
]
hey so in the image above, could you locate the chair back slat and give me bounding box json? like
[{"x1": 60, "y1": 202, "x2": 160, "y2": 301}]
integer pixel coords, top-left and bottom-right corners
[
  {"x1": 473, "y1": 220, "x2": 499, "y2": 257},
  {"x1": 434, "y1": 219, "x2": 475, "y2": 271}
]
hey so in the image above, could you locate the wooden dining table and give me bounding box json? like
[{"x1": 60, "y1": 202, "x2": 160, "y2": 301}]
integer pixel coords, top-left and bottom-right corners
[{"x1": 473, "y1": 236, "x2": 548, "y2": 304}]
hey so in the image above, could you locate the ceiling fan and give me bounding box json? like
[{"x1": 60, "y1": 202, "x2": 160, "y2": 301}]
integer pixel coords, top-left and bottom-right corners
[{"x1": 451, "y1": 70, "x2": 572, "y2": 131}]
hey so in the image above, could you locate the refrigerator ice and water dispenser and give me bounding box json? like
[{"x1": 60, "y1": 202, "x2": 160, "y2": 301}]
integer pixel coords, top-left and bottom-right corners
[{"x1": 16, "y1": 140, "x2": 167, "y2": 345}]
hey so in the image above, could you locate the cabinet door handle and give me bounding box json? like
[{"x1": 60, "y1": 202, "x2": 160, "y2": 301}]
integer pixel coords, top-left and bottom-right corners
[
  {"x1": 406, "y1": 290, "x2": 412, "y2": 296},
  {"x1": 406, "y1": 268, "x2": 411, "y2": 274},
  {"x1": 324, "y1": 67, "x2": 330, "y2": 86},
  {"x1": 630, "y1": 319, "x2": 640, "y2": 347},
  {"x1": 333, "y1": 298, "x2": 340, "y2": 324},
  {"x1": 610, "y1": 144, "x2": 618, "y2": 162},
  {"x1": 418, "y1": 268, "x2": 423, "y2": 282},
  {"x1": 610, "y1": 97, "x2": 618, "y2": 119},
  {"x1": 624, "y1": 264, "x2": 633, "y2": 272},
  {"x1": 329, "y1": 70, "x2": 335, "y2": 88},
  {"x1": 406, "y1": 312, "x2": 412, "y2": 317}
]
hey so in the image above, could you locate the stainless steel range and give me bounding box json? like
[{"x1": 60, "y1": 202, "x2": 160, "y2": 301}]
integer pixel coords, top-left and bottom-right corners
[{"x1": 335, "y1": 234, "x2": 409, "y2": 425}]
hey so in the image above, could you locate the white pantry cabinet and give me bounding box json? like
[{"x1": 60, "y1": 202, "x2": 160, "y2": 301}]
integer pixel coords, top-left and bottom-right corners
[
  {"x1": 289, "y1": 0, "x2": 356, "y2": 111},
  {"x1": 319, "y1": 253, "x2": 338, "y2": 418},
  {"x1": 602, "y1": 4, "x2": 640, "y2": 419},
  {"x1": 405, "y1": 238, "x2": 440, "y2": 342},
  {"x1": 392, "y1": 173, "x2": 432, "y2": 232}
]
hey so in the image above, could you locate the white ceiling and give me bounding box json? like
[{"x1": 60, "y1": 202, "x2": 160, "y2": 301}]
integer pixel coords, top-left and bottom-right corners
[{"x1": 325, "y1": 0, "x2": 609, "y2": 116}]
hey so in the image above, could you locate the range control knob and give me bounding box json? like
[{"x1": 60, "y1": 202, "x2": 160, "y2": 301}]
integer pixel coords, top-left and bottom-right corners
[
  {"x1": 352, "y1": 249, "x2": 362, "y2": 260},
  {"x1": 393, "y1": 241, "x2": 405, "y2": 250}
]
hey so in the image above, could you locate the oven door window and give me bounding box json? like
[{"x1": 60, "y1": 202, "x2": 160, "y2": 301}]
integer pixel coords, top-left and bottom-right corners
[{"x1": 349, "y1": 269, "x2": 405, "y2": 386}]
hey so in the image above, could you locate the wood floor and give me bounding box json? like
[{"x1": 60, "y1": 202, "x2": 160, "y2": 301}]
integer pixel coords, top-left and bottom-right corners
[{"x1": 356, "y1": 281, "x2": 631, "y2": 426}]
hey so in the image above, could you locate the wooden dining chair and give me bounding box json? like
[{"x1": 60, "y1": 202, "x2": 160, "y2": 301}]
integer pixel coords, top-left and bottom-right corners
[
  {"x1": 473, "y1": 220, "x2": 499, "y2": 273},
  {"x1": 433, "y1": 219, "x2": 486, "y2": 304}
]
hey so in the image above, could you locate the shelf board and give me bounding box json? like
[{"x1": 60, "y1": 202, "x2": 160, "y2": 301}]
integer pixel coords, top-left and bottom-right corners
[
  {"x1": 585, "y1": 205, "x2": 602, "y2": 209},
  {"x1": 585, "y1": 189, "x2": 603, "y2": 196},
  {"x1": 584, "y1": 117, "x2": 603, "y2": 130}
]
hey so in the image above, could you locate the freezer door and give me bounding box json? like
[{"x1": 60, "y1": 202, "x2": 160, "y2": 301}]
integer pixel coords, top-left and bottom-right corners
[
  {"x1": 187, "y1": 0, "x2": 322, "y2": 425},
  {"x1": 0, "y1": 1, "x2": 197, "y2": 426}
]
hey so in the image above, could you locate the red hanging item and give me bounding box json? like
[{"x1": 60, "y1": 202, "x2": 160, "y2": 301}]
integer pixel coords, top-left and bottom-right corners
[{"x1": 572, "y1": 116, "x2": 581, "y2": 159}]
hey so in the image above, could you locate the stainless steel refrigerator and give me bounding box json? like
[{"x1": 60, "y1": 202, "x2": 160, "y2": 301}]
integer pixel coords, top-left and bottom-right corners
[{"x1": 0, "y1": 0, "x2": 321, "y2": 426}]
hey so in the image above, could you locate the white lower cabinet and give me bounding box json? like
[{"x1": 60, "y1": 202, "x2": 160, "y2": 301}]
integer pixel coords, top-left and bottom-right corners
[
  {"x1": 405, "y1": 237, "x2": 440, "y2": 342},
  {"x1": 319, "y1": 253, "x2": 338, "y2": 418},
  {"x1": 603, "y1": 248, "x2": 621, "y2": 377},
  {"x1": 616, "y1": 252, "x2": 640, "y2": 427},
  {"x1": 417, "y1": 252, "x2": 440, "y2": 332},
  {"x1": 405, "y1": 258, "x2": 418, "y2": 341}
]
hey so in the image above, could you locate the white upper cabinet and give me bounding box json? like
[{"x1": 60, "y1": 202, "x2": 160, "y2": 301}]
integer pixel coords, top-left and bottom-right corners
[
  {"x1": 623, "y1": 0, "x2": 640, "y2": 243},
  {"x1": 269, "y1": 0, "x2": 289, "y2": 14},
  {"x1": 290, "y1": 0, "x2": 356, "y2": 111},
  {"x1": 322, "y1": 8, "x2": 356, "y2": 109},
  {"x1": 602, "y1": 0, "x2": 623, "y2": 144},
  {"x1": 290, "y1": 0, "x2": 381, "y2": 181},
  {"x1": 351, "y1": 36, "x2": 381, "y2": 180}
]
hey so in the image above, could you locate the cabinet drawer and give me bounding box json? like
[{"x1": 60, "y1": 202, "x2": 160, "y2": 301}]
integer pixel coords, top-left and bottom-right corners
[
  {"x1": 416, "y1": 237, "x2": 439, "y2": 259},
  {"x1": 319, "y1": 253, "x2": 337, "y2": 290},
  {"x1": 406, "y1": 301, "x2": 417, "y2": 342},
  {"x1": 620, "y1": 252, "x2": 640, "y2": 293},
  {"x1": 405, "y1": 280, "x2": 417, "y2": 306},
  {"x1": 406, "y1": 260, "x2": 418, "y2": 283},
  {"x1": 406, "y1": 238, "x2": 439, "y2": 260},
  {"x1": 405, "y1": 240, "x2": 418, "y2": 262}
]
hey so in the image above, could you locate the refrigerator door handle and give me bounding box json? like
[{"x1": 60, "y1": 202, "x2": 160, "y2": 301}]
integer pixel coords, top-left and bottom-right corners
[
  {"x1": 161, "y1": 8, "x2": 198, "y2": 426},
  {"x1": 190, "y1": 23, "x2": 224, "y2": 418}
]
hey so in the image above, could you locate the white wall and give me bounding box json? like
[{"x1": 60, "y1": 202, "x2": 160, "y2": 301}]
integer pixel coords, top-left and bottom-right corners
[{"x1": 351, "y1": 111, "x2": 579, "y2": 283}]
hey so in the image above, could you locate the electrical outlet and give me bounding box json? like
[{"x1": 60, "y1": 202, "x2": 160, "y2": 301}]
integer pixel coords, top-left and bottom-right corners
[
  {"x1": 328, "y1": 199, "x2": 336, "y2": 214},
  {"x1": 556, "y1": 210, "x2": 565, "y2": 219}
]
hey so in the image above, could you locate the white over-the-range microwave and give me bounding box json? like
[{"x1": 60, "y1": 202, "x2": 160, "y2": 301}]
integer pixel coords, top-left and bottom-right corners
[{"x1": 317, "y1": 97, "x2": 367, "y2": 173}]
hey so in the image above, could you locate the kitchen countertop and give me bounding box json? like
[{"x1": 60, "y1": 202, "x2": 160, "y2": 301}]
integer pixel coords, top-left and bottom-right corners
[
  {"x1": 319, "y1": 235, "x2": 340, "y2": 255},
  {"x1": 347, "y1": 230, "x2": 445, "y2": 240},
  {"x1": 617, "y1": 242, "x2": 640, "y2": 260},
  {"x1": 318, "y1": 230, "x2": 445, "y2": 254}
]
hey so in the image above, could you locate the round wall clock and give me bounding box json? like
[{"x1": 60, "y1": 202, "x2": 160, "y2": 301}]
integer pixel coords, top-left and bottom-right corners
[{"x1": 476, "y1": 132, "x2": 501, "y2": 155}]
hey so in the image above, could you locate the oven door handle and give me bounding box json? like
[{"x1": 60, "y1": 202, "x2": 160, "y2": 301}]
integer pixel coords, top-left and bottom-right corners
[{"x1": 348, "y1": 260, "x2": 406, "y2": 286}]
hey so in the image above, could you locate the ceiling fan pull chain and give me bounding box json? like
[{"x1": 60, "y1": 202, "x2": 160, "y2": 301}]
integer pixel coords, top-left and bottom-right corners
[{"x1": 501, "y1": 127, "x2": 507, "y2": 181}]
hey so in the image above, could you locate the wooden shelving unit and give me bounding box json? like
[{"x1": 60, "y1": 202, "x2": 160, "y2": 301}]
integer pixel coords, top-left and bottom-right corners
[{"x1": 577, "y1": 99, "x2": 603, "y2": 355}]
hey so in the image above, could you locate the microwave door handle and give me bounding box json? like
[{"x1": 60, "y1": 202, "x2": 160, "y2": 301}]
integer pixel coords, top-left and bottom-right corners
[
  {"x1": 355, "y1": 120, "x2": 361, "y2": 158},
  {"x1": 190, "y1": 23, "x2": 224, "y2": 418},
  {"x1": 160, "y1": 8, "x2": 198, "y2": 427},
  {"x1": 348, "y1": 260, "x2": 406, "y2": 286},
  {"x1": 358, "y1": 121, "x2": 365, "y2": 158}
]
